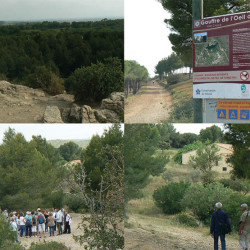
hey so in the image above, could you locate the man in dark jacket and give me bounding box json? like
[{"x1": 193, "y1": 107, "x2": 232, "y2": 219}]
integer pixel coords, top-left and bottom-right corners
[{"x1": 210, "y1": 202, "x2": 232, "y2": 250}]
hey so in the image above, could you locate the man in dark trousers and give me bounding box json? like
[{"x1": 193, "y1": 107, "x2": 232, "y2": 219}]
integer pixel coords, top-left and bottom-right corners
[{"x1": 210, "y1": 202, "x2": 232, "y2": 250}]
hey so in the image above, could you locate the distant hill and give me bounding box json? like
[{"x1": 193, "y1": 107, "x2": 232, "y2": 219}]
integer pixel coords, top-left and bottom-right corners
[{"x1": 48, "y1": 139, "x2": 90, "y2": 148}]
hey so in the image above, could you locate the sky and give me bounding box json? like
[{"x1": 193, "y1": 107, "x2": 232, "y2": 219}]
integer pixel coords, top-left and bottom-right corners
[
  {"x1": 0, "y1": 124, "x2": 124, "y2": 143},
  {"x1": 125, "y1": 0, "x2": 172, "y2": 77},
  {"x1": 174, "y1": 124, "x2": 225, "y2": 135},
  {"x1": 0, "y1": 0, "x2": 124, "y2": 21}
]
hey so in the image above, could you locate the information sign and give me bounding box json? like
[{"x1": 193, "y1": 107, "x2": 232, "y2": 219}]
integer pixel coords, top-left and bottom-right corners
[{"x1": 193, "y1": 12, "x2": 250, "y2": 99}]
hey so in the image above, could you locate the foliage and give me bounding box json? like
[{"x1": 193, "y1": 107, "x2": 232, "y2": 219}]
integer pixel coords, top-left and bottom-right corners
[
  {"x1": 176, "y1": 212, "x2": 199, "y2": 228},
  {"x1": 59, "y1": 141, "x2": 82, "y2": 162},
  {"x1": 155, "y1": 53, "x2": 183, "y2": 79},
  {"x1": 0, "y1": 214, "x2": 18, "y2": 249},
  {"x1": 189, "y1": 143, "x2": 221, "y2": 173},
  {"x1": 224, "y1": 124, "x2": 250, "y2": 179},
  {"x1": 81, "y1": 124, "x2": 123, "y2": 190},
  {"x1": 0, "y1": 128, "x2": 63, "y2": 211},
  {"x1": 158, "y1": 0, "x2": 250, "y2": 70},
  {"x1": 153, "y1": 182, "x2": 190, "y2": 214},
  {"x1": 0, "y1": 20, "x2": 123, "y2": 87},
  {"x1": 29, "y1": 241, "x2": 70, "y2": 250},
  {"x1": 199, "y1": 125, "x2": 224, "y2": 143},
  {"x1": 174, "y1": 141, "x2": 203, "y2": 164},
  {"x1": 166, "y1": 73, "x2": 181, "y2": 85},
  {"x1": 63, "y1": 194, "x2": 86, "y2": 213},
  {"x1": 219, "y1": 178, "x2": 249, "y2": 193},
  {"x1": 65, "y1": 57, "x2": 123, "y2": 102},
  {"x1": 70, "y1": 144, "x2": 124, "y2": 250},
  {"x1": 124, "y1": 124, "x2": 169, "y2": 201}
]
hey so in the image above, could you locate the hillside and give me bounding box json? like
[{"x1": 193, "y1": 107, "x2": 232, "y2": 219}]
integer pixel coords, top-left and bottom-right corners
[
  {"x1": 159, "y1": 75, "x2": 193, "y2": 123},
  {"x1": 48, "y1": 139, "x2": 90, "y2": 148}
]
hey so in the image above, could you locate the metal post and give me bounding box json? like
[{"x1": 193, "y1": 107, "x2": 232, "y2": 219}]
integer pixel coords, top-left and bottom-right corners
[{"x1": 193, "y1": 0, "x2": 204, "y2": 123}]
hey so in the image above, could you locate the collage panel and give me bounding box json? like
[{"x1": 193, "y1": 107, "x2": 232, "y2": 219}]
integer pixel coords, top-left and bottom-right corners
[
  {"x1": 0, "y1": 0, "x2": 124, "y2": 124},
  {"x1": 124, "y1": 123, "x2": 250, "y2": 250},
  {"x1": 0, "y1": 124, "x2": 124, "y2": 249}
]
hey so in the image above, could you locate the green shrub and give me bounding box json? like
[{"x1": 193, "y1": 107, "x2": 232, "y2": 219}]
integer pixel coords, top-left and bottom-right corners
[
  {"x1": 27, "y1": 66, "x2": 64, "y2": 95},
  {"x1": 65, "y1": 57, "x2": 123, "y2": 103},
  {"x1": 153, "y1": 182, "x2": 190, "y2": 214},
  {"x1": 176, "y1": 212, "x2": 199, "y2": 227},
  {"x1": 167, "y1": 74, "x2": 181, "y2": 85},
  {"x1": 219, "y1": 178, "x2": 247, "y2": 193},
  {"x1": 29, "y1": 241, "x2": 70, "y2": 250},
  {"x1": 63, "y1": 194, "x2": 86, "y2": 213}
]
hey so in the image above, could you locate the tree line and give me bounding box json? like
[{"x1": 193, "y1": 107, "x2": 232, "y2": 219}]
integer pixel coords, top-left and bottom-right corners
[{"x1": 0, "y1": 19, "x2": 124, "y2": 102}]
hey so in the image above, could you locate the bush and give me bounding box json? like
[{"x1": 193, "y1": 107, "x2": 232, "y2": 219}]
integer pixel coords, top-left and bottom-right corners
[
  {"x1": 219, "y1": 178, "x2": 248, "y2": 193},
  {"x1": 63, "y1": 194, "x2": 86, "y2": 213},
  {"x1": 153, "y1": 182, "x2": 190, "y2": 214},
  {"x1": 65, "y1": 57, "x2": 123, "y2": 103},
  {"x1": 27, "y1": 66, "x2": 64, "y2": 95},
  {"x1": 167, "y1": 74, "x2": 181, "y2": 85},
  {"x1": 29, "y1": 241, "x2": 70, "y2": 250},
  {"x1": 176, "y1": 212, "x2": 199, "y2": 227}
]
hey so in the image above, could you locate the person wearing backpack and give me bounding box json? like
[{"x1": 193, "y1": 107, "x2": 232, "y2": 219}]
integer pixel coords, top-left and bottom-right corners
[
  {"x1": 31, "y1": 211, "x2": 37, "y2": 237},
  {"x1": 25, "y1": 211, "x2": 32, "y2": 237},
  {"x1": 239, "y1": 204, "x2": 250, "y2": 250},
  {"x1": 210, "y1": 202, "x2": 232, "y2": 250},
  {"x1": 37, "y1": 208, "x2": 46, "y2": 238}
]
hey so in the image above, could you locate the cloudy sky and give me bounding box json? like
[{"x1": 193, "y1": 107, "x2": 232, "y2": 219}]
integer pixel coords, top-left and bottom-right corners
[
  {"x1": 0, "y1": 124, "x2": 124, "y2": 142},
  {"x1": 0, "y1": 0, "x2": 124, "y2": 21},
  {"x1": 125, "y1": 0, "x2": 172, "y2": 76}
]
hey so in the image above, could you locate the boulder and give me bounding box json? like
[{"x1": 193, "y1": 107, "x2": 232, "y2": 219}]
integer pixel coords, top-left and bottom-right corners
[
  {"x1": 69, "y1": 104, "x2": 82, "y2": 123},
  {"x1": 101, "y1": 92, "x2": 124, "y2": 115},
  {"x1": 94, "y1": 109, "x2": 120, "y2": 123},
  {"x1": 43, "y1": 106, "x2": 63, "y2": 123},
  {"x1": 60, "y1": 108, "x2": 71, "y2": 123},
  {"x1": 82, "y1": 105, "x2": 97, "y2": 123}
]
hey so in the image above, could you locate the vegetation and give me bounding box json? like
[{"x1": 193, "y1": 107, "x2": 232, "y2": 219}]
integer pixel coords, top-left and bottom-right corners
[
  {"x1": 0, "y1": 19, "x2": 124, "y2": 102},
  {"x1": 124, "y1": 60, "x2": 149, "y2": 97}
]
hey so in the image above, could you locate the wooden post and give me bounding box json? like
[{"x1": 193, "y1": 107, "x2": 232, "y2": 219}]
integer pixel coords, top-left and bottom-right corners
[{"x1": 193, "y1": 0, "x2": 204, "y2": 123}]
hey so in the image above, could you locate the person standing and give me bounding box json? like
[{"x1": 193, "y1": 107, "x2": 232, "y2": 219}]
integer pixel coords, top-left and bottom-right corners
[
  {"x1": 239, "y1": 203, "x2": 250, "y2": 250},
  {"x1": 48, "y1": 212, "x2": 55, "y2": 237},
  {"x1": 10, "y1": 217, "x2": 18, "y2": 242},
  {"x1": 19, "y1": 213, "x2": 26, "y2": 238},
  {"x1": 210, "y1": 202, "x2": 231, "y2": 250},
  {"x1": 56, "y1": 208, "x2": 63, "y2": 235},
  {"x1": 3, "y1": 209, "x2": 8, "y2": 221},
  {"x1": 31, "y1": 211, "x2": 37, "y2": 237},
  {"x1": 64, "y1": 211, "x2": 71, "y2": 234},
  {"x1": 37, "y1": 208, "x2": 46, "y2": 238},
  {"x1": 25, "y1": 211, "x2": 32, "y2": 237}
]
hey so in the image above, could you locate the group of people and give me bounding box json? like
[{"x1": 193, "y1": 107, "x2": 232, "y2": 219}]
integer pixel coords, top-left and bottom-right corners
[
  {"x1": 2, "y1": 208, "x2": 72, "y2": 242},
  {"x1": 210, "y1": 202, "x2": 250, "y2": 250}
]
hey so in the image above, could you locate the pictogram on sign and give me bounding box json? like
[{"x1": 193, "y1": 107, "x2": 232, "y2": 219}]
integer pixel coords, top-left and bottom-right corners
[
  {"x1": 218, "y1": 109, "x2": 226, "y2": 119},
  {"x1": 240, "y1": 71, "x2": 249, "y2": 81},
  {"x1": 240, "y1": 110, "x2": 250, "y2": 120},
  {"x1": 229, "y1": 109, "x2": 238, "y2": 119}
]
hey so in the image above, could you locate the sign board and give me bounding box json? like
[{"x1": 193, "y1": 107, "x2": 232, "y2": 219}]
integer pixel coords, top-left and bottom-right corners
[
  {"x1": 204, "y1": 99, "x2": 250, "y2": 123},
  {"x1": 193, "y1": 12, "x2": 250, "y2": 99}
]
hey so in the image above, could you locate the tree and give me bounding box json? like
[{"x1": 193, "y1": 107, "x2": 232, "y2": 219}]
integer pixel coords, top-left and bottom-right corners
[
  {"x1": 124, "y1": 124, "x2": 168, "y2": 201},
  {"x1": 158, "y1": 0, "x2": 250, "y2": 71},
  {"x1": 59, "y1": 141, "x2": 82, "y2": 162},
  {"x1": 199, "y1": 125, "x2": 223, "y2": 143},
  {"x1": 65, "y1": 57, "x2": 123, "y2": 103},
  {"x1": 224, "y1": 124, "x2": 250, "y2": 179}
]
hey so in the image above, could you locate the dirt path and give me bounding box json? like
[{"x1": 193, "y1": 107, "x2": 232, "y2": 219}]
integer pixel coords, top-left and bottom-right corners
[
  {"x1": 125, "y1": 82, "x2": 172, "y2": 123},
  {"x1": 19, "y1": 213, "x2": 86, "y2": 249},
  {"x1": 125, "y1": 215, "x2": 239, "y2": 250}
]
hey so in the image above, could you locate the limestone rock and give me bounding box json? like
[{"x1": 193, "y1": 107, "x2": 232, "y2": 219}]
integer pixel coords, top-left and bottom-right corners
[
  {"x1": 43, "y1": 106, "x2": 63, "y2": 123},
  {"x1": 101, "y1": 92, "x2": 124, "y2": 115},
  {"x1": 82, "y1": 105, "x2": 97, "y2": 123},
  {"x1": 69, "y1": 104, "x2": 82, "y2": 123},
  {"x1": 94, "y1": 109, "x2": 120, "y2": 123}
]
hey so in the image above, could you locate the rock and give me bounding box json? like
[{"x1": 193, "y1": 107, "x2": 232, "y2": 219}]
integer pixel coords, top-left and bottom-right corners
[
  {"x1": 101, "y1": 92, "x2": 124, "y2": 115},
  {"x1": 94, "y1": 109, "x2": 120, "y2": 123},
  {"x1": 43, "y1": 106, "x2": 63, "y2": 123},
  {"x1": 69, "y1": 104, "x2": 82, "y2": 123},
  {"x1": 52, "y1": 94, "x2": 75, "y2": 102},
  {"x1": 61, "y1": 108, "x2": 71, "y2": 123},
  {"x1": 82, "y1": 105, "x2": 97, "y2": 123}
]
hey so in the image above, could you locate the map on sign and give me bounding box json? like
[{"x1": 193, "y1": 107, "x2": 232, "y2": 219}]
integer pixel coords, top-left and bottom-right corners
[{"x1": 195, "y1": 36, "x2": 229, "y2": 67}]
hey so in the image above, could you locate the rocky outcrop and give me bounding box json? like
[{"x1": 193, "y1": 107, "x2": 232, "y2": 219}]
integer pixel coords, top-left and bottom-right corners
[
  {"x1": 101, "y1": 92, "x2": 124, "y2": 115},
  {"x1": 95, "y1": 109, "x2": 120, "y2": 123},
  {"x1": 43, "y1": 106, "x2": 63, "y2": 123},
  {"x1": 82, "y1": 105, "x2": 97, "y2": 123}
]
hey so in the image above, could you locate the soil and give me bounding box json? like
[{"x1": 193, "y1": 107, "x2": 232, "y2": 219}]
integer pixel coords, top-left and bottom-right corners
[
  {"x1": 125, "y1": 82, "x2": 172, "y2": 123},
  {"x1": 125, "y1": 215, "x2": 240, "y2": 250},
  {"x1": 19, "y1": 213, "x2": 85, "y2": 249}
]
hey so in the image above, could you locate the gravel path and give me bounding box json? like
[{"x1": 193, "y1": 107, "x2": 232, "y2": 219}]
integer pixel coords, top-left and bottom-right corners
[{"x1": 125, "y1": 82, "x2": 172, "y2": 124}]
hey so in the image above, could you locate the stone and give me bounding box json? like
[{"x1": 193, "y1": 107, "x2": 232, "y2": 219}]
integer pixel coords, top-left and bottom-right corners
[
  {"x1": 69, "y1": 104, "x2": 82, "y2": 123},
  {"x1": 43, "y1": 106, "x2": 63, "y2": 123},
  {"x1": 61, "y1": 108, "x2": 71, "y2": 123},
  {"x1": 101, "y1": 92, "x2": 124, "y2": 115},
  {"x1": 94, "y1": 109, "x2": 120, "y2": 123},
  {"x1": 82, "y1": 105, "x2": 97, "y2": 123}
]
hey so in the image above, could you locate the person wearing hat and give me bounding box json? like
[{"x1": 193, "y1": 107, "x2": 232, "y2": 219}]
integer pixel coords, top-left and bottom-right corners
[
  {"x1": 239, "y1": 203, "x2": 250, "y2": 250},
  {"x1": 210, "y1": 202, "x2": 232, "y2": 250}
]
